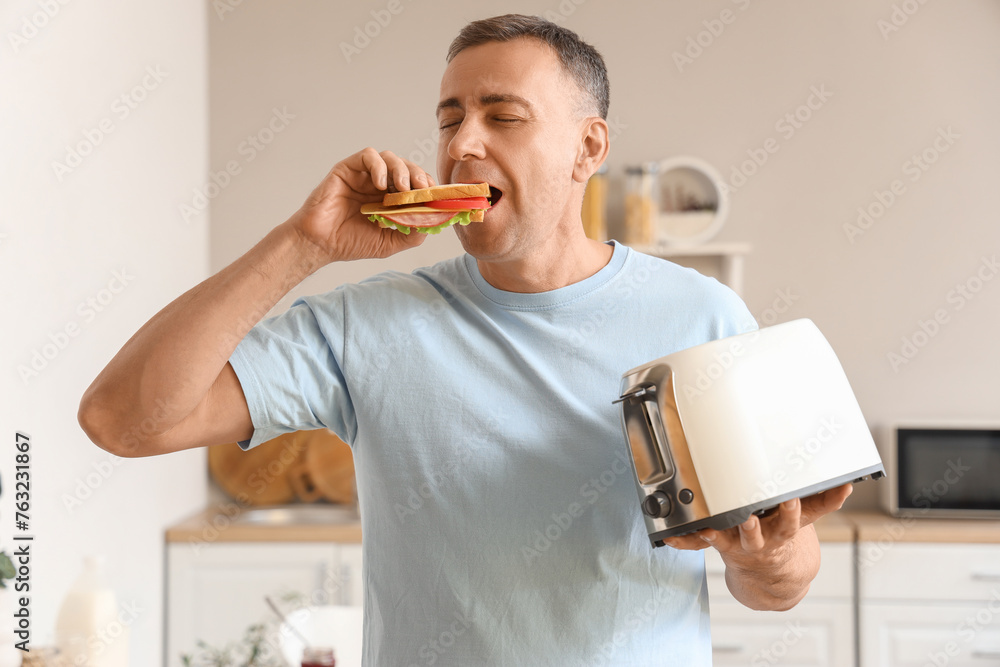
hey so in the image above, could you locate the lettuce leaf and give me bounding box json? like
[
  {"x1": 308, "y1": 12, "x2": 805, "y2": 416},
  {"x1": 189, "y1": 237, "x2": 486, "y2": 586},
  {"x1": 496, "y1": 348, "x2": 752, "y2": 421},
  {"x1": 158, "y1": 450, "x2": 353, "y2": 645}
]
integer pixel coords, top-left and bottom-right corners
[{"x1": 367, "y1": 210, "x2": 473, "y2": 235}]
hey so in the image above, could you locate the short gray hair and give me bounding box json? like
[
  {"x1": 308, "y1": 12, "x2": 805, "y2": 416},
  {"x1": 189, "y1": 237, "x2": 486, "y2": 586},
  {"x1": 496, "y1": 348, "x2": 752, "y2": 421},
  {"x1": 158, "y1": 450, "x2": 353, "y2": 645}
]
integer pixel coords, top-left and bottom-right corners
[{"x1": 446, "y1": 14, "x2": 610, "y2": 120}]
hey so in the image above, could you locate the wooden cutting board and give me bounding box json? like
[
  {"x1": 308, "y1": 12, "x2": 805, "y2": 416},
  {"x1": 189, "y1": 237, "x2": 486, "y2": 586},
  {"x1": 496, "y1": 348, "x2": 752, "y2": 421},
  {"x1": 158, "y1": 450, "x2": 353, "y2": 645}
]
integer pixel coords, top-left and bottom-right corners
[{"x1": 208, "y1": 429, "x2": 355, "y2": 505}]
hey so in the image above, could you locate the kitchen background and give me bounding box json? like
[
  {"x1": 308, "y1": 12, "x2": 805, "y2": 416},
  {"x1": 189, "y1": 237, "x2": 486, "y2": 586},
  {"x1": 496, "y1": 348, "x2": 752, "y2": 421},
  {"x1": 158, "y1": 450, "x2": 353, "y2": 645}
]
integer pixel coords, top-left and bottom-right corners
[{"x1": 2, "y1": 0, "x2": 998, "y2": 664}]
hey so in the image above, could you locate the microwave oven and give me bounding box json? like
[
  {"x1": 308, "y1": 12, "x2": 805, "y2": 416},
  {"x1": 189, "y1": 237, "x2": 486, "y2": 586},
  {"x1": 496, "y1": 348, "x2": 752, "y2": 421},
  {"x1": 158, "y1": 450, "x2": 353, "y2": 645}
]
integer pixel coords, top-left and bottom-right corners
[{"x1": 884, "y1": 423, "x2": 1000, "y2": 518}]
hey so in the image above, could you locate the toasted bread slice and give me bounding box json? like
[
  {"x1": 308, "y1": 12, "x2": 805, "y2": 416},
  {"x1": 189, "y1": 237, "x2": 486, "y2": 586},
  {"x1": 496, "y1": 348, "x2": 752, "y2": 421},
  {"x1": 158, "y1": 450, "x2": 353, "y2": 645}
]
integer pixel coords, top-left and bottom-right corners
[{"x1": 382, "y1": 182, "x2": 489, "y2": 207}]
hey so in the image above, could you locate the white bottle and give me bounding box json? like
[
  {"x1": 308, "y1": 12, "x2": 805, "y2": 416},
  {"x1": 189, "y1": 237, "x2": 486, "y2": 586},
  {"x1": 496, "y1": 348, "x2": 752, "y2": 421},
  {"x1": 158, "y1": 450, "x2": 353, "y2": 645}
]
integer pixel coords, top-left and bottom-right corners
[{"x1": 55, "y1": 556, "x2": 129, "y2": 667}]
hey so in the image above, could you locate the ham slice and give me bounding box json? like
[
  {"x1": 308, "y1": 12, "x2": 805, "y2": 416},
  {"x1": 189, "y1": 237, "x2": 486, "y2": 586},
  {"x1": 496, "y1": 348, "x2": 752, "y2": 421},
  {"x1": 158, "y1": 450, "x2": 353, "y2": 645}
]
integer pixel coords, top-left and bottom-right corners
[{"x1": 381, "y1": 210, "x2": 457, "y2": 228}]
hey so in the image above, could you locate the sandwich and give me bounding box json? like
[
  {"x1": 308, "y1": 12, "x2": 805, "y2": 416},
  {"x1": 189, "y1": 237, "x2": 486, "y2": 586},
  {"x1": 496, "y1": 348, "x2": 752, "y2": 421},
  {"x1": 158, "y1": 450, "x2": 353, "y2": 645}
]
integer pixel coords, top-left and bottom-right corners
[{"x1": 360, "y1": 182, "x2": 492, "y2": 235}]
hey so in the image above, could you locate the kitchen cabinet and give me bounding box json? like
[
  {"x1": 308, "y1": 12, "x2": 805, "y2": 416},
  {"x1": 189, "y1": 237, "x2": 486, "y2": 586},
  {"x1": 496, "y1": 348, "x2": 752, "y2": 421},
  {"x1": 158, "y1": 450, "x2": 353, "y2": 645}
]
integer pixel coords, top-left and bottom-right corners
[
  {"x1": 705, "y1": 543, "x2": 856, "y2": 666},
  {"x1": 858, "y1": 542, "x2": 1000, "y2": 666},
  {"x1": 165, "y1": 541, "x2": 363, "y2": 667}
]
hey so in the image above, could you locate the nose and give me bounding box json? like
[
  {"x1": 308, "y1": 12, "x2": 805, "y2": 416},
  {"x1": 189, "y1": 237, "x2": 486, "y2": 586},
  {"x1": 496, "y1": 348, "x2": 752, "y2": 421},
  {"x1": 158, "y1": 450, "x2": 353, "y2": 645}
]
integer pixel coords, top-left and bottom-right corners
[{"x1": 447, "y1": 114, "x2": 487, "y2": 163}]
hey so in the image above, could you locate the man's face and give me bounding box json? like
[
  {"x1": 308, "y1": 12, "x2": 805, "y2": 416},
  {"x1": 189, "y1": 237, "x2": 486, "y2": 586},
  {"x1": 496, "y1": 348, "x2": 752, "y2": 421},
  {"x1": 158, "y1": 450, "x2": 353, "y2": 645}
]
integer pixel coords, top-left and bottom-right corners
[{"x1": 436, "y1": 38, "x2": 589, "y2": 261}]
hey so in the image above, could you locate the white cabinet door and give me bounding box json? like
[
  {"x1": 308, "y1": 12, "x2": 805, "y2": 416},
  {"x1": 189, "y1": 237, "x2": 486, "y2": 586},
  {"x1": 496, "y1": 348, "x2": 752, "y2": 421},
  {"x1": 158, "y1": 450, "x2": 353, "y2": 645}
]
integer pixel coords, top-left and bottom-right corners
[
  {"x1": 858, "y1": 543, "x2": 1000, "y2": 602},
  {"x1": 711, "y1": 600, "x2": 855, "y2": 667},
  {"x1": 860, "y1": 603, "x2": 1000, "y2": 667},
  {"x1": 706, "y1": 544, "x2": 856, "y2": 666},
  {"x1": 338, "y1": 543, "x2": 364, "y2": 607},
  {"x1": 166, "y1": 542, "x2": 338, "y2": 667}
]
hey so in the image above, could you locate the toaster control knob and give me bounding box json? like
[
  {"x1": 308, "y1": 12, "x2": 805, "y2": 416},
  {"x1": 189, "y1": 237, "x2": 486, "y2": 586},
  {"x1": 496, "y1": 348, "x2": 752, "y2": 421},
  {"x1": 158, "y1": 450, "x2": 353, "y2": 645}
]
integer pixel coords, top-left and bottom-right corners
[
  {"x1": 642, "y1": 492, "x2": 672, "y2": 519},
  {"x1": 678, "y1": 488, "x2": 694, "y2": 505}
]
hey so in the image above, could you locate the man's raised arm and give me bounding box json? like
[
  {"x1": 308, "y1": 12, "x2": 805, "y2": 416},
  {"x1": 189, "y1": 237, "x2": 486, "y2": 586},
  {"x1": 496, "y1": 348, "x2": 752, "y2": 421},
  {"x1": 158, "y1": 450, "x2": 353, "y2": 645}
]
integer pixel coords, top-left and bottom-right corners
[{"x1": 78, "y1": 148, "x2": 433, "y2": 457}]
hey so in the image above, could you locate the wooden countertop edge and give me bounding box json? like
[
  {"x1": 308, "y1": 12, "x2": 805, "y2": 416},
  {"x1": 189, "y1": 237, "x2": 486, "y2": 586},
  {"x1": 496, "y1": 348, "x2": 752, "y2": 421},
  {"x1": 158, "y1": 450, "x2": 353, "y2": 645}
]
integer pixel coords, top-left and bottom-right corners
[
  {"x1": 165, "y1": 506, "x2": 362, "y2": 544},
  {"x1": 165, "y1": 505, "x2": 874, "y2": 544},
  {"x1": 164, "y1": 507, "x2": 1000, "y2": 545},
  {"x1": 849, "y1": 511, "x2": 1000, "y2": 544}
]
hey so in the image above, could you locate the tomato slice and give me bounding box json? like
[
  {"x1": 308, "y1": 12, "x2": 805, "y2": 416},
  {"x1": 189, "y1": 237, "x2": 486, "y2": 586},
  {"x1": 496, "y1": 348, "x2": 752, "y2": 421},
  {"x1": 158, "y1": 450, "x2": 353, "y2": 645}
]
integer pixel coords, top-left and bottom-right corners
[{"x1": 425, "y1": 197, "x2": 490, "y2": 211}]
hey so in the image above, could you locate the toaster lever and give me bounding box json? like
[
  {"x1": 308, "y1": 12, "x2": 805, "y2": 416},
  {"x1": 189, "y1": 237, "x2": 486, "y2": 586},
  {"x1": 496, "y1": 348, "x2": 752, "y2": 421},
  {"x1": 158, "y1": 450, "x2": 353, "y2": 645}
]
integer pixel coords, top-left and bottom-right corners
[{"x1": 613, "y1": 386, "x2": 654, "y2": 404}]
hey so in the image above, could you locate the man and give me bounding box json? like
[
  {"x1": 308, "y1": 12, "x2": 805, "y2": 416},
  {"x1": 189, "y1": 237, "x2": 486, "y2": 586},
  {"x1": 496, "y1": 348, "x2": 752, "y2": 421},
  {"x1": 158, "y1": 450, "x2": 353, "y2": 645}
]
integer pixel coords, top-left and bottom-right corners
[{"x1": 79, "y1": 14, "x2": 850, "y2": 666}]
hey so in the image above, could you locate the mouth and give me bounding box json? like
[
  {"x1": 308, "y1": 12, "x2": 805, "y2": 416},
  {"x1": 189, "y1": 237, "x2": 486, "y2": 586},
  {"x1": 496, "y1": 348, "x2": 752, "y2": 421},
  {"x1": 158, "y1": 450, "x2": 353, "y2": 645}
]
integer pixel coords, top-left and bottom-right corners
[{"x1": 488, "y1": 185, "x2": 503, "y2": 208}]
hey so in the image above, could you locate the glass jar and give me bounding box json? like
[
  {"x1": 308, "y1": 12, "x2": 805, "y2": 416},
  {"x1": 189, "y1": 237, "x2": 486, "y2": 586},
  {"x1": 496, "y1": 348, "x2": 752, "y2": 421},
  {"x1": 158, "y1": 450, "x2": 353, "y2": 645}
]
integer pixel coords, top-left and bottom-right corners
[
  {"x1": 624, "y1": 163, "x2": 658, "y2": 246},
  {"x1": 581, "y1": 163, "x2": 608, "y2": 242},
  {"x1": 302, "y1": 647, "x2": 336, "y2": 667}
]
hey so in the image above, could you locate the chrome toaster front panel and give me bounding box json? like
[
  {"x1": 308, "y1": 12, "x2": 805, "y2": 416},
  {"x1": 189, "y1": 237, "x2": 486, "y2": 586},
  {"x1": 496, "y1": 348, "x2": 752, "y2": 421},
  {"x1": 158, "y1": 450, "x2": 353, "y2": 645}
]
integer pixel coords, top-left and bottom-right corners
[{"x1": 618, "y1": 363, "x2": 711, "y2": 542}]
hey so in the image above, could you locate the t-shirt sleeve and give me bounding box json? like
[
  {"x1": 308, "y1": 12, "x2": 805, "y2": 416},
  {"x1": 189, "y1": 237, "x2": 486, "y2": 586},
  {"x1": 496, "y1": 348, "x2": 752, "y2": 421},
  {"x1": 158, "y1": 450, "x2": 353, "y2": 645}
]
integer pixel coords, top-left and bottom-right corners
[
  {"x1": 227, "y1": 290, "x2": 357, "y2": 451},
  {"x1": 712, "y1": 282, "x2": 759, "y2": 340}
]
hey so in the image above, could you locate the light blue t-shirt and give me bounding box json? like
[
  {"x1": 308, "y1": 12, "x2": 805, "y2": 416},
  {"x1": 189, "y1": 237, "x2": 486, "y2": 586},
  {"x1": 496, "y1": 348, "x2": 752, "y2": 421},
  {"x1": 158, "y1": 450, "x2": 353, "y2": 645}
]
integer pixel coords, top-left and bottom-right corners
[{"x1": 229, "y1": 240, "x2": 757, "y2": 666}]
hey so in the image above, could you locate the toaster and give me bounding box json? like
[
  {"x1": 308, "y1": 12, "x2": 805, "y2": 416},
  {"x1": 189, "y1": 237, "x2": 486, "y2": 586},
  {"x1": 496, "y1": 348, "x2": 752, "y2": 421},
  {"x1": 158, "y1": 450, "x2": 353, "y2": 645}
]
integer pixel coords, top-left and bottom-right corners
[{"x1": 616, "y1": 318, "x2": 884, "y2": 547}]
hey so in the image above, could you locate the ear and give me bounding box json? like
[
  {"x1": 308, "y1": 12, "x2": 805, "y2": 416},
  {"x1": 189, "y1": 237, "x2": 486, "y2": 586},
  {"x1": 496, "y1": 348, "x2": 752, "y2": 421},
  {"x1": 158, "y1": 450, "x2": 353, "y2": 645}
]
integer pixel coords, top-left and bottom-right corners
[{"x1": 572, "y1": 117, "x2": 610, "y2": 184}]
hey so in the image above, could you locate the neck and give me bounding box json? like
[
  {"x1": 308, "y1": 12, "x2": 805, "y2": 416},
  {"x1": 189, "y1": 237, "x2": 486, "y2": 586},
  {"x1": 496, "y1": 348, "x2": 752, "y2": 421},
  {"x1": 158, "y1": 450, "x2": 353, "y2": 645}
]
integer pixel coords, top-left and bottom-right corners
[{"x1": 475, "y1": 231, "x2": 614, "y2": 293}]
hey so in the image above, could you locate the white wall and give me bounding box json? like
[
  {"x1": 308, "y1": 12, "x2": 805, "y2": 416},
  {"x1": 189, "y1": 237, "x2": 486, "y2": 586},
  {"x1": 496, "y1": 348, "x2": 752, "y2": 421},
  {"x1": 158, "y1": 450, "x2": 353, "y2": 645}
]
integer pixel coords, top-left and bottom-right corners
[
  {"x1": 210, "y1": 1, "x2": 1000, "y2": 512},
  {"x1": 0, "y1": 1, "x2": 208, "y2": 664}
]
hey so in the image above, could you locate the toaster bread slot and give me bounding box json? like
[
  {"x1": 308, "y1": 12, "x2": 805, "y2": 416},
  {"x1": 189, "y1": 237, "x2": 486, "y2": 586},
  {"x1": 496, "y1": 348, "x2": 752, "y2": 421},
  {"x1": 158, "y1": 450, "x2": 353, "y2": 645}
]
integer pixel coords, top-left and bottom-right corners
[{"x1": 621, "y1": 388, "x2": 675, "y2": 484}]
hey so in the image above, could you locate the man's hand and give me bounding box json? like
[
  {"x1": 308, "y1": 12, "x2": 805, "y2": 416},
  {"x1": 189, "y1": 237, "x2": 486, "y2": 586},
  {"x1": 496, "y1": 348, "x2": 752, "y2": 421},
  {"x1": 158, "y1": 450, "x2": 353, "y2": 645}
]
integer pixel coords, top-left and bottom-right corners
[
  {"x1": 664, "y1": 483, "x2": 853, "y2": 611},
  {"x1": 289, "y1": 147, "x2": 436, "y2": 265}
]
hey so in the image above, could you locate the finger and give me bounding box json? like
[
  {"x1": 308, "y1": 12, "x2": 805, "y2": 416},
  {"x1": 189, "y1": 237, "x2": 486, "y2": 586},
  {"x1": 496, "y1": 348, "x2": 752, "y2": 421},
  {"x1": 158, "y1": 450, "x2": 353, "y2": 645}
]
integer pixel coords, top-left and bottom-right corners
[
  {"x1": 765, "y1": 498, "x2": 801, "y2": 545},
  {"x1": 697, "y1": 528, "x2": 740, "y2": 552},
  {"x1": 737, "y1": 515, "x2": 766, "y2": 552},
  {"x1": 379, "y1": 150, "x2": 412, "y2": 192},
  {"x1": 800, "y1": 483, "x2": 853, "y2": 526},
  {"x1": 358, "y1": 147, "x2": 389, "y2": 191},
  {"x1": 663, "y1": 534, "x2": 712, "y2": 551}
]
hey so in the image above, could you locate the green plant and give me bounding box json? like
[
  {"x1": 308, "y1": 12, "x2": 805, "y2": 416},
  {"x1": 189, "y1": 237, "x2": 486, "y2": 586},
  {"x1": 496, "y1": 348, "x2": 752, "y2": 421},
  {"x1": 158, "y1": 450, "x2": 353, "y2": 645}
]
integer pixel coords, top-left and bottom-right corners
[
  {"x1": 0, "y1": 552, "x2": 14, "y2": 589},
  {"x1": 180, "y1": 624, "x2": 284, "y2": 667}
]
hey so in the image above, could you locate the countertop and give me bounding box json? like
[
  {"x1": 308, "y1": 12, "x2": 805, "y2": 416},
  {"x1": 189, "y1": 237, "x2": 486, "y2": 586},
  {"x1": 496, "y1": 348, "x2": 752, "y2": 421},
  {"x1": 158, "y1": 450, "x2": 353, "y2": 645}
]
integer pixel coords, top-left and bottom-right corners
[
  {"x1": 850, "y1": 510, "x2": 1000, "y2": 544},
  {"x1": 166, "y1": 505, "x2": 363, "y2": 544},
  {"x1": 165, "y1": 504, "x2": 892, "y2": 544}
]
